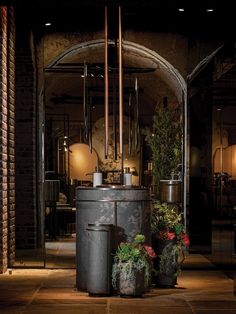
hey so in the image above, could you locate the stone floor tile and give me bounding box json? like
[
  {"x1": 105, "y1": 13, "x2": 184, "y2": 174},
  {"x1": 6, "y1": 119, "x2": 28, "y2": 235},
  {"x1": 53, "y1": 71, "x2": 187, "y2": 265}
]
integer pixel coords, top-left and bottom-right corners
[
  {"x1": 110, "y1": 296, "x2": 188, "y2": 307},
  {"x1": 109, "y1": 305, "x2": 193, "y2": 314},
  {"x1": 190, "y1": 300, "x2": 236, "y2": 309},
  {"x1": 32, "y1": 286, "x2": 108, "y2": 304},
  {"x1": 0, "y1": 306, "x2": 25, "y2": 314},
  {"x1": 23, "y1": 304, "x2": 107, "y2": 314},
  {"x1": 194, "y1": 311, "x2": 236, "y2": 314},
  {"x1": 43, "y1": 269, "x2": 76, "y2": 287},
  {"x1": 0, "y1": 255, "x2": 235, "y2": 314}
]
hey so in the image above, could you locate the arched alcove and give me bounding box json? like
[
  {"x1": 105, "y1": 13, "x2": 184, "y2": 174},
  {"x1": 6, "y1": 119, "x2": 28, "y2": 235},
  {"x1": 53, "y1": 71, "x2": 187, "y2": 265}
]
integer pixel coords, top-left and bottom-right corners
[
  {"x1": 40, "y1": 37, "x2": 187, "y2": 217},
  {"x1": 38, "y1": 39, "x2": 188, "y2": 268}
]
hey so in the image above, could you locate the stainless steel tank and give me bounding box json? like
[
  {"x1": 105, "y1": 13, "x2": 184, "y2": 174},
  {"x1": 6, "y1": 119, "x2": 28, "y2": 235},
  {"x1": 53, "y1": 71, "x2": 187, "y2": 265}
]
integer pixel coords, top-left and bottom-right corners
[
  {"x1": 159, "y1": 180, "x2": 181, "y2": 204},
  {"x1": 76, "y1": 185, "x2": 151, "y2": 291}
]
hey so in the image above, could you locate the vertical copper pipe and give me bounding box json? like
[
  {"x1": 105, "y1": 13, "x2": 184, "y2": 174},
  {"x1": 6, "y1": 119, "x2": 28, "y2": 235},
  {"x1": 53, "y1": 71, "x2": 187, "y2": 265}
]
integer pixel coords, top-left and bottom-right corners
[
  {"x1": 83, "y1": 62, "x2": 88, "y2": 142},
  {"x1": 89, "y1": 95, "x2": 93, "y2": 153},
  {"x1": 128, "y1": 93, "x2": 132, "y2": 155},
  {"x1": 104, "y1": 6, "x2": 109, "y2": 158},
  {"x1": 113, "y1": 39, "x2": 118, "y2": 160},
  {"x1": 134, "y1": 76, "x2": 139, "y2": 149},
  {"x1": 67, "y1": 115, "x2": 70, "y2": 187},
  {"x1": 118, "y1": 6, "x2": 123, "y2": 156}
]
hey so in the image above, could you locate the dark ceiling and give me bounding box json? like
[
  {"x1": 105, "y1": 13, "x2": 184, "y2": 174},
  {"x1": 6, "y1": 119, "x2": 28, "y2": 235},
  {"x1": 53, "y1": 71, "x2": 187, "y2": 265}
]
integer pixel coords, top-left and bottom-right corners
[
  {"x1": 11, "y1": 0, "x2": 236, "y2": 40},
  {"x1": 9, "y1": 0, "x2": 236, "y2": 138},
  {"x1": 10, "y1": 0, "x2": 236, "y2": 116}
]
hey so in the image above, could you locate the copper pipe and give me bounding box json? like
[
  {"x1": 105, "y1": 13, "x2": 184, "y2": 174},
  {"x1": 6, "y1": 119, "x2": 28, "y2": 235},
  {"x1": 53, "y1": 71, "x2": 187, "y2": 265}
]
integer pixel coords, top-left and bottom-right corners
[
  {"x1": 135, "y1": 76, "x2": 139, "y2": 149},
  {"x1": 104, "y1": 6, "x2": 109, "y2": 158},
  {"x1": 128, "y1": 93, "x2": 132, "y2": 155},
  {"x1": 83, "y1": 62, "x2": 88, "y2": 142},
  {"x1": 118, "y1": 6, "x2": 123, "y2": 155},
  {"x1": 113, "y1": 39, "x2": 118, "y2": 160},
  {"x1": 89, "y1": 95, "x2": 93, "y2": 153}
]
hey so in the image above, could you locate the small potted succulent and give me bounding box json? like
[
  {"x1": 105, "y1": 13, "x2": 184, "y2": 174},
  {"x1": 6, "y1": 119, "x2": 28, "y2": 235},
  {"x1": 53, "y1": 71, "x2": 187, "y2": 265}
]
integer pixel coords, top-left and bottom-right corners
[
  {"x1": 151, "y1": 202, "x2": 190, "y2": 287},
  {"x1": 112, "y1": 234, "x2": 156, "y2": 297}
]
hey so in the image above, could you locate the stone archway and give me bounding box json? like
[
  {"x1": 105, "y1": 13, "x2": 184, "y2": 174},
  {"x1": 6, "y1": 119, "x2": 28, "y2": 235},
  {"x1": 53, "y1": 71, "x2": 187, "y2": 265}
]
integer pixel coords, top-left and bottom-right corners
[
  {"x1": 41, "y1": 39, "x2": 187, "y2": 221},
  {"x1": 48, "y1": 39, "x2": 186, "y2": 101}
]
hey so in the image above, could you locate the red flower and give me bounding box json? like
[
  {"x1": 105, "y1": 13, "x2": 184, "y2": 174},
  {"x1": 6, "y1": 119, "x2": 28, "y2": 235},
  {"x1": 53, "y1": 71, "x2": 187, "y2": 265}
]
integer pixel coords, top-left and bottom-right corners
[
  {"x1": 180, "y1": 233, "x2": 190, "y2": 246},
  {"x1": 166, "y1": 232, "x2": 176, "y2": 240},
  {"x1": 143, "y1": 244, "x2": 157, "y2": 258}
]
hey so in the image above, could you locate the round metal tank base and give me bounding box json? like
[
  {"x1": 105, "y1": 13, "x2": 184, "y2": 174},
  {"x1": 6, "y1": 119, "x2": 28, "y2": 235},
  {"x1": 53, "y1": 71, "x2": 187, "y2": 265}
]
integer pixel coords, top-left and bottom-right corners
[
  {"x1": 159, "y1": 180, "x2": 181, "y2": 204},
  {"x1": 76, "y1": 185, "x2": 151, "y2": 291}
]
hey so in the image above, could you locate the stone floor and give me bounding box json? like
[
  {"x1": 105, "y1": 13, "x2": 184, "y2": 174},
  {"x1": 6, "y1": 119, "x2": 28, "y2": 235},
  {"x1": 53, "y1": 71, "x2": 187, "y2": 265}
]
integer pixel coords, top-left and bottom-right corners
[{"x1": 0, "y1": 254, "x2": 236, "y2": 314}]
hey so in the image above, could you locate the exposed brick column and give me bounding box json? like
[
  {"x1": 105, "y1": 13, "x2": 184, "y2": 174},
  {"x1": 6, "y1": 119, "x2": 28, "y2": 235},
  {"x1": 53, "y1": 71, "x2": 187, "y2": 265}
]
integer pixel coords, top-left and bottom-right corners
[
  {"x1": 7, "y1": 6, "x2": 15, "y2": 267},
  {"x1": 0, "y1": 6, "x2": 8, "y2": 273}
]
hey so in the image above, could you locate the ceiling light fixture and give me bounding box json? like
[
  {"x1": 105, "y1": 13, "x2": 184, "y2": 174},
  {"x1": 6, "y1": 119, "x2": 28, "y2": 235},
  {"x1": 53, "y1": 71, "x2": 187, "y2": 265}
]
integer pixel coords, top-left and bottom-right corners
[
  {"x1": 206, "y1": 9, "x2": 214, "y2": 12},
  {"x1": 45, "y1": 22, "x2": 52, "y2": 27},
  {"x1": 178, "y1": 8, "x2": 185, "y2": 12}
]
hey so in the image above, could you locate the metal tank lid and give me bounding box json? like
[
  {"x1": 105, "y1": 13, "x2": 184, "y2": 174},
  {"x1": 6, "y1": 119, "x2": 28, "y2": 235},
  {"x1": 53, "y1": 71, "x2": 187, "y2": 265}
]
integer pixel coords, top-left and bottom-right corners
[
  {"x1": 160, "y1": 180, "x2": 181, "y2": 183},
  {"x1": 76, "y1": 184, "x2": 149, "y2": 190}
]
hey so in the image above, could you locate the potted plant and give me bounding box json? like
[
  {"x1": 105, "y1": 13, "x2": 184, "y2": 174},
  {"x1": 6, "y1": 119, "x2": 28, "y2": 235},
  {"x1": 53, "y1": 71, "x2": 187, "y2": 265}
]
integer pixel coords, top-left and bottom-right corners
[
  {"x1": 112, "y1": 234, "x2": 156, "y2": 297},
  {"x1": 144, "y1": 104, "x2": 182, "y2": 197},
  {"x1": 151, "y1": 202, "x2": 190, "y2": 287}
]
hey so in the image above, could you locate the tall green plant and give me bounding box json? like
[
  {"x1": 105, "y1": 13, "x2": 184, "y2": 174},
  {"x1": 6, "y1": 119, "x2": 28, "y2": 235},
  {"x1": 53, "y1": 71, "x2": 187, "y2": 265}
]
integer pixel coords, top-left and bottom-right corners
[{"x1": 145, "y1": 105, "x2": 182, "y2": 185}]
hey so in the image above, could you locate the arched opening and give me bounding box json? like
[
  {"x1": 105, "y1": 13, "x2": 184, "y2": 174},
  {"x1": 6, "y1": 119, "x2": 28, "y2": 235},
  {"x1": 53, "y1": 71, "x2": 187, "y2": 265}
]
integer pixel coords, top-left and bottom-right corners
[{"x1": 39, "y1": 39, "x2": 187, "y2": 268}]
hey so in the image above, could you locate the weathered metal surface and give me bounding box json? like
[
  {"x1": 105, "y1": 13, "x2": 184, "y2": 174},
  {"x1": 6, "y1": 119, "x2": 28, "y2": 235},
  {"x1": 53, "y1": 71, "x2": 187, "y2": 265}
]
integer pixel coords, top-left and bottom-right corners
[{"x1": 76, "y1": 186, "x2": 151, "y2": 290}]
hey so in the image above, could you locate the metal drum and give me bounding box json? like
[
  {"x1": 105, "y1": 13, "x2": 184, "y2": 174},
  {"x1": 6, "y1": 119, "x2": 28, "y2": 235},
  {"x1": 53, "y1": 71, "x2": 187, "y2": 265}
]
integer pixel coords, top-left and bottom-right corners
[
  {"x1": 159, "y1": 180, "x2": 181, "y2": 204},
  {"x1": 76, "y1": 185, "x2": 151, "y2": 291},
  {"x1": 86, "y1": 224, "x2": 114, "y2": 296}
]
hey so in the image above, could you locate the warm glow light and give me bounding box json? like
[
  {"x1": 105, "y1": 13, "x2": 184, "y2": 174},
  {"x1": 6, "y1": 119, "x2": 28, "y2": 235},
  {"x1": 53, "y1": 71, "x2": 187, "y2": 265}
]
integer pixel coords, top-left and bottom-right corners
[
  {"x1": 231, "y1": 145, "x2": 236, "y2": 179},
  {"x1": 213, "y1": 145, "x2": 236, "y2": 179},
  {"x1": 66, "y1": 143, "x2": 98, "y2": 180}
]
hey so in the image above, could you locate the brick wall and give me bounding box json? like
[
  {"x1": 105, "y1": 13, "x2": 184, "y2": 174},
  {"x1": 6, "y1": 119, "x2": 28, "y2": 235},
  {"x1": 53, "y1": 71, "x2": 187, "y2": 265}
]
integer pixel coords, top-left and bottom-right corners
[
  {"x1": 0, "y1": 6, "x2": 8, "y2": 273},
  {"x1": 7, "y1": 6, "x2": 15, "y2": 266},
  {"x1": 0, "y1": 6, "x2": 16, "y2": 273}
]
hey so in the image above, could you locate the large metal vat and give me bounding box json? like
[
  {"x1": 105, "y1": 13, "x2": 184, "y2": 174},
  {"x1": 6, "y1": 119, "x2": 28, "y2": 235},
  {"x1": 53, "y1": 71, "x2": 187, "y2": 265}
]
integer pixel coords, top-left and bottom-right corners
[
  {"x1": 160, "y1": 180, "x2": 181, "y2": 204},
  {"x1": 76, "y1": 185, "x2": 151, "y2": 291}
]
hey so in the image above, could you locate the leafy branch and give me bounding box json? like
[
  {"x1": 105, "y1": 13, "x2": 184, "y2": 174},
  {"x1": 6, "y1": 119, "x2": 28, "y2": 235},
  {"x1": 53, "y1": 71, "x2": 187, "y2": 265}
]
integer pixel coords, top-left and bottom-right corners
[{"x1": 145, "y1": 105, "x2": 182, "y2": 185}]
